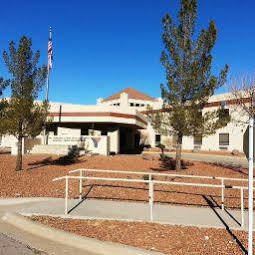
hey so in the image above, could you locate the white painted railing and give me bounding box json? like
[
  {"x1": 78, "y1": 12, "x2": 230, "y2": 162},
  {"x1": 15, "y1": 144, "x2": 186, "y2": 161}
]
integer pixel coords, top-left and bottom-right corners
[
  {"x1": 52, "y1": 169, "x2": 252, "y2": 228},
  {"x1": 69, "y1": 168, "x2": 250, "y2": 212}
]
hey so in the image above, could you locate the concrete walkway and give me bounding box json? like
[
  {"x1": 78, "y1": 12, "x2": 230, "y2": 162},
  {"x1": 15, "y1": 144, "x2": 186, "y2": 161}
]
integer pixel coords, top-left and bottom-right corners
[
  {"x1": 12, "y1": 198, "x2": 251, "y2": 230},
  {"x1": 0, "y1": 199, "x2": 164, "y2": 255}
]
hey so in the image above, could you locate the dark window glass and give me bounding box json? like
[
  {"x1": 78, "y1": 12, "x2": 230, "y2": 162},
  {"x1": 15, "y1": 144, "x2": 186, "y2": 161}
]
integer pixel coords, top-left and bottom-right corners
[
  {"x1": 194, "y1": 135, "x2": 202, "y2": 145},
  {"x1": 155, "y1": 134, "x2": 161, "y2": 146},
  {"x1": 219, "y1": 133, "x2": 229, "y2": 146}
]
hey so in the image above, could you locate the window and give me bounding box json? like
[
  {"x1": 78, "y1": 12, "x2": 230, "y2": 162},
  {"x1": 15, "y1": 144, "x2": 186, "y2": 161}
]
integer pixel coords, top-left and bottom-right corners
[
  {"x1": 141, "y1": 104, "x2": 145, "y2": 107},
  {"x1": 130, "y1": 103, "x2": 134, "y2": 107},
  {"x1": 81, "y1": 129, "x2": 88, "y2": 135},
  {"x1": 219, "y1": 133, "x2": 229, "y2": 146},
  {"x1": 194, "y1": 135, "x2": 202, "y2": 145},
  {"x1": 155, "y1": 134, "x2": 161, "y2": 146},
  {"x1": 135, "y1": 103, "x2": 140, "y2": 107}
]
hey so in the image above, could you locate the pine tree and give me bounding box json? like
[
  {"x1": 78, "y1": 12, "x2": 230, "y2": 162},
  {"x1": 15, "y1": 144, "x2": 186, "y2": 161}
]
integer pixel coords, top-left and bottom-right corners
[
  {"x1": 0, "y1": 36, "x2": 48, "y2": 170},
  {"x1": 150, "y1": 0, "x2": 229, "y2": 170},
  {"x1": 0, "y1": 73, "x2": 9, "y2": 112}
]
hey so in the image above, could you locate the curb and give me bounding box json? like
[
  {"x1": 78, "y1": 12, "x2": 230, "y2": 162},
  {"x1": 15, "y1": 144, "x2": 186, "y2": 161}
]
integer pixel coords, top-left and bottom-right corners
[
  {"x1": 2, "y1": 213, "x2": 164, "y2": 255},
  {"x1": 19, "y1": 212, "x2": 246, "y2": 232}
]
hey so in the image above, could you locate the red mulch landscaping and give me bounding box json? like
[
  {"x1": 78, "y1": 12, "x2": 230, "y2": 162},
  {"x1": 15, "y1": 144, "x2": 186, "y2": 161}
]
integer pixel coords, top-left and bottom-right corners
[
  {"x1": 30, "y1": 216, "x2": 251, "y2": 254},
  {"x1": 0, "y1": 154, "x2": 251, "y2": 209}
]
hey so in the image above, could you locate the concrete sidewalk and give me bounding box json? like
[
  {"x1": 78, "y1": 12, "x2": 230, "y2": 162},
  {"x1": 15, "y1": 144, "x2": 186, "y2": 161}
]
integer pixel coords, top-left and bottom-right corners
[
  {"x1": 13, "y1": 198, "x2": 251, "y2": 230},
  {"x1": 0, "y1": 199, "x2": 164, "y2": 255}
]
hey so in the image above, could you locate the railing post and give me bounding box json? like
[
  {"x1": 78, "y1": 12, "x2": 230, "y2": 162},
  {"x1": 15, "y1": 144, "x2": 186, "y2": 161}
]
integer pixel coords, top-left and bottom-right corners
[
  {"x1": 79, "y1": 170, "x2": 82, "y2": 200},
  {"x1": 149, "y1": 177, "x2": 154, "y2": 221},
  {"x1": 241, "y1": 187, "x2": 244, "y2": 229},
  {"x1": 221, "y1": 178, "x2": 224, "y2": 211},
  {"x1": 65, "y1": 177, "x2": 68, "y2": 215}
]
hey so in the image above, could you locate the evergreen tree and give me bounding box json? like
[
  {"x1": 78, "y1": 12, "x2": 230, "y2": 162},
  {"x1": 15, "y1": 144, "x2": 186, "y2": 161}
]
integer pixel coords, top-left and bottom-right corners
[
  {"x1": 0, "y1": 78, "x2": 8, "y2": 96},
  {"x1": 0, "y1": 73, "x2": 9, "y2": 112},
  {"x1": 0, "y1": 36, "x2": 48, "y2": 170},
  {"x1": 149, "y1": 0, "x2": 229, "y2": 170}
]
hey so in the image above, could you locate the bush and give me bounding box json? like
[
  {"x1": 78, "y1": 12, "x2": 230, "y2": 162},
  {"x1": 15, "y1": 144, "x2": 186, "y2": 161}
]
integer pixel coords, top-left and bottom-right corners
[
  {"x1": 57, "y1": 146, "x2": 80, "y2": 165},
  {"x1": 157, "y1": 143, "x2": 166, "y2": 159}
]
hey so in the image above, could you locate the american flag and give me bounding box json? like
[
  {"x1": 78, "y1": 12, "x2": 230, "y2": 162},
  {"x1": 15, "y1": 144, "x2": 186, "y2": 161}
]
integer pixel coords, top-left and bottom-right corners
[{"x1": 47, "y1": 31, "x2": 53, "y2": 71}]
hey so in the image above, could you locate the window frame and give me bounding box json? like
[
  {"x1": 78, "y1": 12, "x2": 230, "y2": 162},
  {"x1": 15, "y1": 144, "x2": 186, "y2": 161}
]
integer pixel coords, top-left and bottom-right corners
[
  {"x1": 155, "y1": 134, "x2": 161, "y2": 146},
  {"x1": 193, "y1": 135, "x2": 202, "y2": 145},
  {"x1": 219, "y1": 133, "x2": 229, "y2": 146}
]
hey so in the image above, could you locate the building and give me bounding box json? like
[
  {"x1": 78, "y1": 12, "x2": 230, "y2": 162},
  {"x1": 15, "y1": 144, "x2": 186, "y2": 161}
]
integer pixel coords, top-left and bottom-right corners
[{"x1": 0, "y1": 87, "x2": 247, "y2": 155}]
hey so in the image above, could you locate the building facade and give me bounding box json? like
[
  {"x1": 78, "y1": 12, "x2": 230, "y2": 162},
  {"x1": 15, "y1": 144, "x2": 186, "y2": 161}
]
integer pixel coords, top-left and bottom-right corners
[{"x1": 0, "y1": 87, "x2": 247, "y2": 155}]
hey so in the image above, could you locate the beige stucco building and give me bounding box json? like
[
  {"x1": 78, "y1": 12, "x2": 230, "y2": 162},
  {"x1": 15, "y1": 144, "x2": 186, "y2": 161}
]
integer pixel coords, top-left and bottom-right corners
[{"x1": 0, "y1": 87, "x2": 247, "y2": 155}]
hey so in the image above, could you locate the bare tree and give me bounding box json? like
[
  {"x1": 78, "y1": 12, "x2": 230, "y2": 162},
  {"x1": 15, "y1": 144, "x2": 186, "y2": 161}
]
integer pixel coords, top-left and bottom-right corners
[
  {"x1": 228, "y1": 75, "x2": 255, "y2": 120},
  {"x1": 229, "y1": 75, "x2": 255, "y2": 255}
]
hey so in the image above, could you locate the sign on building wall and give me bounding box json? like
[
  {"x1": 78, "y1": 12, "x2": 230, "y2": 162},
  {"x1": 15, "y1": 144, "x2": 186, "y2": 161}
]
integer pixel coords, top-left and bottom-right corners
[{"x1": 48, "y1": 135, "x2": 108, "y2": 155}]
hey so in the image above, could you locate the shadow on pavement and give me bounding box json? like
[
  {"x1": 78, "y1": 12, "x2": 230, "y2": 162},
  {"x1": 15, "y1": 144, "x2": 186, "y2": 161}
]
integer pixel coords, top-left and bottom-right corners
[{"x1": 203, "y1": 195, "x2": 247, "y2": 255}]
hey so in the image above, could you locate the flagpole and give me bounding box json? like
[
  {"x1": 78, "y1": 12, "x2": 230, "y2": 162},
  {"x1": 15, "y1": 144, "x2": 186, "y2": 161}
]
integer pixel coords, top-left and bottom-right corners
[
  {"x1": 46, "y1": 71, "x2": 50, "y2": 102},
  {"x1": 44, "y1": 26, "x2": 52, "y2": 145},
  {"x1": 45, "y1": 26, "x2": 52, "y2": 102}
]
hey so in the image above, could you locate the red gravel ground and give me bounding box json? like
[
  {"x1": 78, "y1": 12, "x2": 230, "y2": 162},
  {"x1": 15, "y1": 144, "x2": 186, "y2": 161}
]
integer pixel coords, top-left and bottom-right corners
[
  {"x1": 30, "y1": 216, "x2": 251, "y2": 254},
  {"x1": 0, "y1": 154, "x2": 251, "y2": 209}
]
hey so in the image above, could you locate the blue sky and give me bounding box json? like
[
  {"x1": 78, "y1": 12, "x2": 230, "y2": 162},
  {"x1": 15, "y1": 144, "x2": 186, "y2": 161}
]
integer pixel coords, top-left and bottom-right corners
[{"x1": 0, "y1": 0, "x2": 255, "y2": 104}]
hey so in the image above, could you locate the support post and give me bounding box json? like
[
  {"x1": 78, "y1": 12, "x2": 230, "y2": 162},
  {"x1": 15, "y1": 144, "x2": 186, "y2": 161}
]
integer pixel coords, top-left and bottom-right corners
[
  {"x1": 248, "y1": 117, "x2": 254, "y2": 255},
  {"x1": 241, "y1": 188, "x2": 244, "y2": 229},
  {"x1": 65, "y1": 177, "x2": 68, "y2": 215},
  {"x1": 221, "y1": 178, "x2": 224, "y2": 211},
  {"x1": 79, "y1": 170, "x2": 82, "y2": 200},
  {"x1": 149, "y1": 178, "x2": 154, "y2": 221}
]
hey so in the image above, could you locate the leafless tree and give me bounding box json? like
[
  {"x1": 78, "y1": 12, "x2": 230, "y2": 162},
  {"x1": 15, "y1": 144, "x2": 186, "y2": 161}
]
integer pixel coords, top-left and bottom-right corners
[{"x1": 228, "y1": 75, "x2": 255, "y2": 120}]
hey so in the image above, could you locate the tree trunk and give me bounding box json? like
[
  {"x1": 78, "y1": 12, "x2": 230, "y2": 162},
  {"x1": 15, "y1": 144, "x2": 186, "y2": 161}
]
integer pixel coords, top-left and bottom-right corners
[
  {"x1": 175, "y1": 133, "x2": 183, "y2": 171},
  {"x1": 16, "y1": 136, "x2": 23, "y2": 171},
  {"x1": 161, "y1": 148, "x2": 165, "y2": 160}
]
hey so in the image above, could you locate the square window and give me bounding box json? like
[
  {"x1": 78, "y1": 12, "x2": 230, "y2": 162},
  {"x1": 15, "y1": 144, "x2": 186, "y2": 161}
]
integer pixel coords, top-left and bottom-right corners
[
  {"x1": 194, "y1": 135, "x2": 202, "y2": 145},
  {"x1": 155, "y1": 134, "x2": 161, "y2": 146},
  {"x1": 219, "y1": 133, "x2": 229, "y2": 146}
]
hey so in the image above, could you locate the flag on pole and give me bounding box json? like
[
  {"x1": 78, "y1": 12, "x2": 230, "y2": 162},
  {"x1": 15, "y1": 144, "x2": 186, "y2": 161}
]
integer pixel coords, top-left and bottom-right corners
[
  {"x1": 47, "y1": 28, "x2": 53, "y2": 71},
  {"x1": 46, "y1": 27, "x2": 53, "y2": 102}
]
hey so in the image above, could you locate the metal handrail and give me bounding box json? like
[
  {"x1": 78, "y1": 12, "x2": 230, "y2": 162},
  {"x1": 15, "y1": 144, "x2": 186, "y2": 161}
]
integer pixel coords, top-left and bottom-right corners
[
  {"x1": 53, "y1": 172, "x2": 251, "y2": 228},
  {"x1": 69, "y1": 168, "x2": 250, "y2": 182}
]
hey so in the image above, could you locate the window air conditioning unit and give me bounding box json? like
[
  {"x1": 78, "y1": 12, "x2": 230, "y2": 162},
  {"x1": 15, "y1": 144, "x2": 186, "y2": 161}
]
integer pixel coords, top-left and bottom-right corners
[{"x1": 219, "y1": 146, "x2": 228, "y2": 151}]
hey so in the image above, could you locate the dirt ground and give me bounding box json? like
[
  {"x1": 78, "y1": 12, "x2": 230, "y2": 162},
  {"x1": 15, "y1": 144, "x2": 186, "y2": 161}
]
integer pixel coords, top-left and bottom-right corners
[
  {"x1": 30, "y1": 216, "x2": 250, "y2": 255},
  {"x1": 0, "y1": 154, "x2": 250, "y2": 209}
]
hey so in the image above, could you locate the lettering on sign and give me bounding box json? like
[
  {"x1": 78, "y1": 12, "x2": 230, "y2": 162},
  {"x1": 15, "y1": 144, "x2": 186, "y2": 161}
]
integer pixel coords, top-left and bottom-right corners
[{"x1": 48, "y1": 136, "x2": 102, "y2": 148}]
